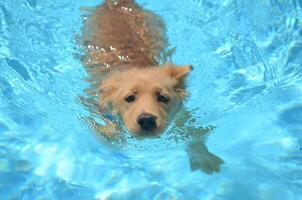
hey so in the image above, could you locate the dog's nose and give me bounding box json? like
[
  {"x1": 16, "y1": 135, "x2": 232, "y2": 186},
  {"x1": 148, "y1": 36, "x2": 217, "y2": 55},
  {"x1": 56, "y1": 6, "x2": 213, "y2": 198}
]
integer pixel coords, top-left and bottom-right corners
[{"x1": 137, "y1": 113, "x2": 157, "y2": 131}]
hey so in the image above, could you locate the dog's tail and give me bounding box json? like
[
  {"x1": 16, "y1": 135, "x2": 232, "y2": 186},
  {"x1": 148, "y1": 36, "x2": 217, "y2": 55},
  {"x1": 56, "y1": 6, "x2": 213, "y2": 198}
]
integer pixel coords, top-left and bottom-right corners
[{"x1": 105, "y1": 0, "x2": 137, "y2": 10}]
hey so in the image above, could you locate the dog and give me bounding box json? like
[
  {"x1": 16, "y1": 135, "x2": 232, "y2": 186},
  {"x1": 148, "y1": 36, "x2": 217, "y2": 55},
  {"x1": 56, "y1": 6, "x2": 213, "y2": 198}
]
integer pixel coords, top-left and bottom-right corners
[{"x1": 81, "y1": 0, "x2": 223, "y2": 174}]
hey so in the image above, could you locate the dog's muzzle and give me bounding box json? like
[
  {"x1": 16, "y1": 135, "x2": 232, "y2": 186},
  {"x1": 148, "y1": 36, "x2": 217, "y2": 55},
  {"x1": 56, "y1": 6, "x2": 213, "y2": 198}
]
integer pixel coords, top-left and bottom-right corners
[{"x1": 137, "y1": 113, "x2": 157, "y2": 131}]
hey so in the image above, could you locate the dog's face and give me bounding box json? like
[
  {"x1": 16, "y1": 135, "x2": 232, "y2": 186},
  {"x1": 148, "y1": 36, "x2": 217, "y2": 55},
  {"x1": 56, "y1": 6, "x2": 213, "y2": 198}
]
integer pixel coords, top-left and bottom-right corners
[{"x1": 100, "y1": 64, "x2": 192, "y2": 135}]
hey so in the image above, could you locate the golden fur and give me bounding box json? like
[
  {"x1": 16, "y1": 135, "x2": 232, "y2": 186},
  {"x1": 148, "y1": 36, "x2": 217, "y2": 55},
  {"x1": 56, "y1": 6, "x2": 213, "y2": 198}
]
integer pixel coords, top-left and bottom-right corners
[
  {"x1": 82, "y1": 0, "x2": 192, "y2": 135},
  {"x1": 100, "y1": 64, "x2": 192, "y2": 134},
  {"x1": 81, "y1": 0, "x2": 224, "y2": 174},
  {"x1": 82, "y1": 0, "x2": 166, "y2": 69}
]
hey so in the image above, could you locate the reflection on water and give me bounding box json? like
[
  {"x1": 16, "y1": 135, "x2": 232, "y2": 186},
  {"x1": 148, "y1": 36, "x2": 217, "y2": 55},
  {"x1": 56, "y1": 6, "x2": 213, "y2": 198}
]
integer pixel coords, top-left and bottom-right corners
[{"x1": 0, "y1": 0, "x2": 302, "y2": 199}]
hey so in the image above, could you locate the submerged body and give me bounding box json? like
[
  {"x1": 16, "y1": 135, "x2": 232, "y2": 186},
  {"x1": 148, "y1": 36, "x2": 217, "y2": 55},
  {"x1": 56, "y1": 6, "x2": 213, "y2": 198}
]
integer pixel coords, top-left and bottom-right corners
[
  {"x1": 83, "y1": 0, "x2": 166, "y2": 71},
  {"x1": 81, "y1": 0, "x2": 223, "y2": 174},
  {"x1": 82, "y1": 0, "x2": 191, "y2": 134}
]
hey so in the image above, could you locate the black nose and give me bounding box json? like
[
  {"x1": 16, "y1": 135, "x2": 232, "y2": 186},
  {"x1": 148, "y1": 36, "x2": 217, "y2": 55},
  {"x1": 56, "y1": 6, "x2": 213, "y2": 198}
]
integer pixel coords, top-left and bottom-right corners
[{"x1": 137, "y1": 113, "x2": 157, "y2": 131}]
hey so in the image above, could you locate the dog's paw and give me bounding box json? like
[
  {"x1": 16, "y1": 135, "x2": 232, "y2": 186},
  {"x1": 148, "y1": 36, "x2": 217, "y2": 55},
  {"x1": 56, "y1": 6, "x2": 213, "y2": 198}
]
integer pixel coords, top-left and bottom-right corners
[
  {"x1": 186, "y1": 142, "x2": 224, "y2": 174},
  {"x1": 189, "y1": 151, "x2": 224, "y2": 174},
  {"x1": 84, "y1": 117, "x2": 120, "y2": 140},
  {"x1": 96, "y1": 122, "x2": 119, "y2": 139}
]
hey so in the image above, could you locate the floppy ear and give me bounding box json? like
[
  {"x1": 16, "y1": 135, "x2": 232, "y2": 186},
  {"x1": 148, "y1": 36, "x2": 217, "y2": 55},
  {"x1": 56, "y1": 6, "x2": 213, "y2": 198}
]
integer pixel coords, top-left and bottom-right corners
[
  {"x1": 164, "y1": 63, "x2": 193, "y2": 80},
  {"x1": 99, "y1": 76, "x2": 118, "y2": 106},
  {"x1": 163, "y1": 63, "x2": 192, "y2": 97}
]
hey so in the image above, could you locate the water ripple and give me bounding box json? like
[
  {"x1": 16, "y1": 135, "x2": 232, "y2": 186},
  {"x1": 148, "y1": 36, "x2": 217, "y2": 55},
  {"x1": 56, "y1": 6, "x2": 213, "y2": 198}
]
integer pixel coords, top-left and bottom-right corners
[
  {"x1": 5, "y1": 58, "x2": 31, "y2": 81},
  {"x1": 1, "y1": 0, "x2": 302, "y2": 199},
  {"x1": 279, "y1": 104, "x2": 302, "y2": 137}
]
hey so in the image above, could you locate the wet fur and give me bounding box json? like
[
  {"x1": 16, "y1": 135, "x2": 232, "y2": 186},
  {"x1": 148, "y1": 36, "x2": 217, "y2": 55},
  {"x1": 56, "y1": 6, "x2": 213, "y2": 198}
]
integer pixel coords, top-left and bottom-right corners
[
  {"x1": 82, "y1": 0, "x2": 165, "y2": 69},
  {"x1": 100, "y1": 65, "x2": 191, "y2": 134},
  {"x1": 81, "y1": 0, "x2": 223, "y2": 174}
]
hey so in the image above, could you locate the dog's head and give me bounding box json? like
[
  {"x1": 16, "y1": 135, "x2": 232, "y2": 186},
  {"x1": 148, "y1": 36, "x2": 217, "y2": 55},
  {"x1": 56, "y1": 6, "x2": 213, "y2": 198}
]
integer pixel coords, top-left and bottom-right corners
[{"x1": 99, "y1": 63, "x2": 192, "y2": 135}]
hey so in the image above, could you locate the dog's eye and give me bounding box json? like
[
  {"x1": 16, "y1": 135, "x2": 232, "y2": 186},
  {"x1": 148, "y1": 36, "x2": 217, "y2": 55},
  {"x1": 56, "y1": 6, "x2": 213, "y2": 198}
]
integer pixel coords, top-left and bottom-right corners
[
  {"x1": 125, "y1": 95, "x2": 135, "y2": 103},
  {"x1": 157, "y1": 94, "x2": 170, "y2": 103}
]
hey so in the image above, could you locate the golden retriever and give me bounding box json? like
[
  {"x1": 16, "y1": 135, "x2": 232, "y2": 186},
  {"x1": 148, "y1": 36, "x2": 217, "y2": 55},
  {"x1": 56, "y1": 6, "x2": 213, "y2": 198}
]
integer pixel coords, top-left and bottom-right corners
[{"x1": 81, "y1": 0, "x2": 223, "y2": 174}]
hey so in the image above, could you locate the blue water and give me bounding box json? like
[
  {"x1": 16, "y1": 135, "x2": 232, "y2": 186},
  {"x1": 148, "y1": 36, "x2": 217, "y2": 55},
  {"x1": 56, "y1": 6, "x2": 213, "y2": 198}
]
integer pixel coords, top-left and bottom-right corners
[{"x1": 1, "y1": 0, "x2": 302, "y2": 199}]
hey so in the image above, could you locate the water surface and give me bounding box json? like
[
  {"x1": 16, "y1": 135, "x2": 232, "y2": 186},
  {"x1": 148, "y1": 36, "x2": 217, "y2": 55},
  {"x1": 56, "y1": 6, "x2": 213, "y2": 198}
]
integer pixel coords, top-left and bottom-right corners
[{"x1": 0, "y1": 0, "x2": 302, "y2": 199}]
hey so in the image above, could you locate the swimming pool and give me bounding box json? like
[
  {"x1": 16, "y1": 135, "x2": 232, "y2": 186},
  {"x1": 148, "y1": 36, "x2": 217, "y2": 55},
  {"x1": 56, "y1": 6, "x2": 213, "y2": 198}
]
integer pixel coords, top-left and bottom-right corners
[{"x1": 1, "y1": 0, "x2": 302, "y2": 199}]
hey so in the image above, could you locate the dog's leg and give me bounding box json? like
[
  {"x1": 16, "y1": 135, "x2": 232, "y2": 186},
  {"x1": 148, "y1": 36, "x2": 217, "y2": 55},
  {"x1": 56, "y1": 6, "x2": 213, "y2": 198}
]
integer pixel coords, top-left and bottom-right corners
[
  {"x1": 83, "y1": 116, "x2": 120, "y2": 141},
  {"x1": 186, "y1": 141, "x2": 224, "y2": 174}
]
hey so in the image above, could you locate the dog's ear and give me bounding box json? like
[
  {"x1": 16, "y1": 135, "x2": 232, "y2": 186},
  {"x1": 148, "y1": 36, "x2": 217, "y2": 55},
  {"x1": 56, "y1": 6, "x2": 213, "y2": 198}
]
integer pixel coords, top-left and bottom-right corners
[
  {"x1": 99, "y1": 76, "x2": 118, "y2": 106},
  {"x1": 163, "y1": 63, "x2": 192, "y2": 97},
  {"x1": 164, "y1": 63, "x2": 193, "y2": 80}
]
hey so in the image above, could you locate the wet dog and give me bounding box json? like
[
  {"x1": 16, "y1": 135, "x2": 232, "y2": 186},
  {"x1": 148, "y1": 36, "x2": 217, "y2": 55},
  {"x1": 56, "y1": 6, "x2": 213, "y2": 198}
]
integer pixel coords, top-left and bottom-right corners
[{"x1": 81, "y1": 0, "x2": 223, "y2": 174}]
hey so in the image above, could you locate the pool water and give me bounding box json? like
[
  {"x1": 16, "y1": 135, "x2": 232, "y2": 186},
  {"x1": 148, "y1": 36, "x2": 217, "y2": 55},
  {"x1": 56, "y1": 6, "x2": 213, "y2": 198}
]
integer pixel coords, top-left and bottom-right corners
[{"x1": 1, "y1": 0, "x2": 302, "y2": 199}]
